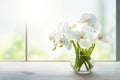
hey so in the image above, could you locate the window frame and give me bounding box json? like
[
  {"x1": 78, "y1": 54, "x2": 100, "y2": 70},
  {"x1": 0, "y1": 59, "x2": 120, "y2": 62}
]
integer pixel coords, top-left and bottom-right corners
[
  {"x1": 116, "y1": 0, "x2": 120, "y2": 61},
  {"x1": 0, "y1": 0, "x2": 117, "y2": 62}
]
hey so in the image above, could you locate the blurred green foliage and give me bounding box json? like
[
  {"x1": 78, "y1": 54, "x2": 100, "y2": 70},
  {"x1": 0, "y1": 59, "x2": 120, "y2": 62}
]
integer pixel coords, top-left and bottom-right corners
[{"x1": 0, "y1": 34, "x2": 25, "y2": 60}]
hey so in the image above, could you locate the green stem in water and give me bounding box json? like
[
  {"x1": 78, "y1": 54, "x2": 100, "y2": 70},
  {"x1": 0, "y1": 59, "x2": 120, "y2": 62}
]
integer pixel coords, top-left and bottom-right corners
[
  {"x1": 72, "y1": 41, "x2": 94, "y2": 72},
  {"x1": 71, "y1": 40, "x2": 78, "y2": 55},
  {"x1": 84, "y1": 62, "x2": 89, "y2": 71},
  {"x1": 86, "y1": 60, "x2": 93, "y2": 69},
  {"x1": 87, "y1": 44, "x2": 96, "y2": 56},
  {"x1": 76, "y1": 42, "x2": 80, "y2": 53}
]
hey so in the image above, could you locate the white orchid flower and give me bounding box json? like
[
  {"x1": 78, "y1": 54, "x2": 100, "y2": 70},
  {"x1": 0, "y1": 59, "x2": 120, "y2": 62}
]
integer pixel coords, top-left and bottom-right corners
[
  {"x1": 97, "y1": 33, "x2": 108, "y2": 43},
  {"x1": 93, "y1": 22, "x2": 102, "y2": 33},
  {"x1": 70, "y1": 30, "x2": 85, "y2": 42},
  {"x1": 63, "y1": 37, "x2": 72, "y2": 50},
  {"x1": 79, "y1": 31, "x2": 86, "y2": 39},
  {"x1": 58, "y1": 22, "x2": 71, "y2": 33},
  {"x1": 80, "y1": 13, "x2": 97, "y2": 26},
  {"x1": 53, "y1": 32, "x2": 71, "y2": 50},
  {"x1": 70, "y1": 24, "x2": 77, "y2": 30},
  {"x1": 75, "y1": 31, "x2": 92, "y2": 49},
  {"x1": 75, "y1": 24, "x2": 97, "y2": 45},
  {"x1": 80, "y1": 39, "x2": 92, "y2": 49},
  {"x1": 52, "y1": 42, "x2": 57, "y2": 51},
  {"x1": 57, "y1": 22, "x2": 73, "y2": 39},
  {"x1": 64, "y1": 31, "x2": 76, "y2": 41},
  {"x1": 58, "y1": 38, "x2": 64, "y2": 47},
  {"x1": 49, "y1": 32, "x2": 58, "y2": 50},
  {"x1": 80, "y1": 13, "x2": 88, "y2": 23},
  {"x1": 64, "y1": 42, "x2": 71, "y2": 50},
  {"x1": 57, "y1": 37, "x2": 71, "y2": 50},
  {"x1": 48, "y1": 33, "x2": 55, "y2": 41},
  {"x1": 58, "y1": 37, "x2": 71, "y2": 50},
  {"x1": 81, "y1": 25, "x2": 97, "y2": 43},
  {"x1": 58, "y1": 22, "x2": 77, "y2": 41}
]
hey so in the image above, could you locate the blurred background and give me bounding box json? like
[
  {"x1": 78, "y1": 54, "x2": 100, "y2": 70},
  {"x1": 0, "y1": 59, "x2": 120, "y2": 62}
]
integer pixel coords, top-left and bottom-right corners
[{"x1": 0, "y1": 0, "x2": 116, "y2": 61}]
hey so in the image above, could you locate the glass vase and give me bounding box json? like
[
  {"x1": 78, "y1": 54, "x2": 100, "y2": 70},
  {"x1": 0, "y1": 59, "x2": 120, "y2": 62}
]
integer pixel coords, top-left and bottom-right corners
[{"x1": 70, "y1": 55, "x2": 94, "y2": 74}]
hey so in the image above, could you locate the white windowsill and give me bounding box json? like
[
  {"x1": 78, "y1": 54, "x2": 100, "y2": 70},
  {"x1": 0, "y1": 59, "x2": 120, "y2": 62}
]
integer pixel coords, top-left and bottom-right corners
[{"x1": 0, "y1": 62, "x2": 119, "y2": 80}]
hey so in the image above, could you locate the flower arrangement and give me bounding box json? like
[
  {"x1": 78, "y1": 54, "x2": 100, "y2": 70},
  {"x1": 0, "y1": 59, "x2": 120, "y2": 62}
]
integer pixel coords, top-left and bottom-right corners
[{"x1": 49, "y1": 13, "x2": 108, "y2": 73}]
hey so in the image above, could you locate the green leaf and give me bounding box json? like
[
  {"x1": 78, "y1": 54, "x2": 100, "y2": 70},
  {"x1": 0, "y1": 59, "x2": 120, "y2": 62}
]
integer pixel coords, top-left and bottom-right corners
[{"x1": 86, "y1": 44, "x2": 95, "y2": 56}]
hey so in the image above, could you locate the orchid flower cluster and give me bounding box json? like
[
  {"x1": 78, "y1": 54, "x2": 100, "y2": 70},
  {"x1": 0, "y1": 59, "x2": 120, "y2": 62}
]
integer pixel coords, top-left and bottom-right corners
[
  {"x1": 49, "y1": 13, "x2": 107, "y2": 51},
  {"x1": 49, "y1": 13, "x2": 108, "y2": 72}
]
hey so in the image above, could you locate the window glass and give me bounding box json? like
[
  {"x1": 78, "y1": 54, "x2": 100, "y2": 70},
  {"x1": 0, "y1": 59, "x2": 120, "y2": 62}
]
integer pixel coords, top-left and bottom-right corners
[
  {"x1": 27, "y1": 0, "x2": 116, "y2": 60},
  {"x1": 0, "y1": 0, "x2": 25, "y2": 60}
]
